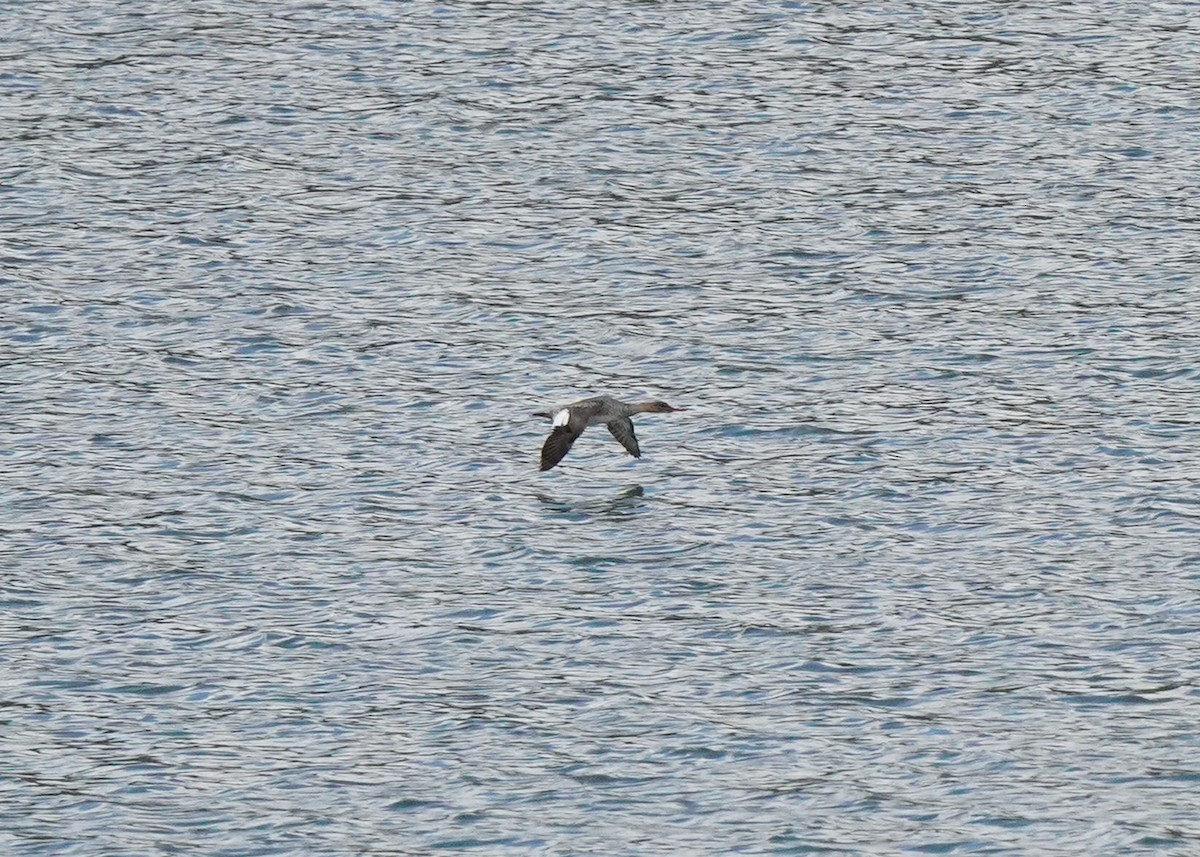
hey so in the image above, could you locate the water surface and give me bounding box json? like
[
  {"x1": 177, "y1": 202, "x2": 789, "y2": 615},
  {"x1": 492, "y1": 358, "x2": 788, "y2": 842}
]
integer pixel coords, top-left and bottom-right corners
[{"x1": 3, "y1": 2, "x2": 1199, "y2": 854}]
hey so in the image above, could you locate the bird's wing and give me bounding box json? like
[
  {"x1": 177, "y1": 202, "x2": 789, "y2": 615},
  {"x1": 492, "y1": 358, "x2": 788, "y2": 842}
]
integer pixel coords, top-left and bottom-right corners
[
  {"x1": 606, "y1": 418, "x2": 641, "y2": 458},
  {"x1": 540, "y1": 424, "x2": 584, "y2": 471}
]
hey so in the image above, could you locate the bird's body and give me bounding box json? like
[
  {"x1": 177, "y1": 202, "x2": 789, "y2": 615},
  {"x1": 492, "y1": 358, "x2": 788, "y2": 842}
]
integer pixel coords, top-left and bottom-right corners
[{"x1": 533, "y1": 395, "x2": 683, "y2": 472}]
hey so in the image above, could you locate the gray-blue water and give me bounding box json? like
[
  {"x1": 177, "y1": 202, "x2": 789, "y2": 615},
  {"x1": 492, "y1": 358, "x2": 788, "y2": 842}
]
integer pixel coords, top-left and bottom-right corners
[{"x1": 4, "y1": 2, "x2": 1199, "y2": 854}]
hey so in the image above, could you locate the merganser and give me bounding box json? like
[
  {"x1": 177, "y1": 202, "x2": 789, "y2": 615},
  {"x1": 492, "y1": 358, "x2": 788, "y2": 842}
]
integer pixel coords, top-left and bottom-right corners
[{"x1": 533, "y1": 396, "x2": 684, "y2": 472}]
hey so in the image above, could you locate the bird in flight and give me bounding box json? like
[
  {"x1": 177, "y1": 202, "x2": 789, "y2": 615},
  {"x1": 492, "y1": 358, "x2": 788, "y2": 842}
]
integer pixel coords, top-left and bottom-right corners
[{"x1": 533, "y1": 395, "x2": 684, "y2": 472}]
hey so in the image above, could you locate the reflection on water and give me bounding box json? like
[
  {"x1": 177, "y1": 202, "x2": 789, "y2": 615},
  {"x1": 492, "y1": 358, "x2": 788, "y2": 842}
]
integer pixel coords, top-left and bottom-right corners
[{"x1": 535, "y1": 484, "x2": 646, "y2": 518}]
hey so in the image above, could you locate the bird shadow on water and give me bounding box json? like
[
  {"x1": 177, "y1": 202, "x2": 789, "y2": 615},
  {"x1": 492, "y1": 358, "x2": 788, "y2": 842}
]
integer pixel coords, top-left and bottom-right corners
[{"x1": 535, "y1": 484, "x2": 646, "y2": 519}]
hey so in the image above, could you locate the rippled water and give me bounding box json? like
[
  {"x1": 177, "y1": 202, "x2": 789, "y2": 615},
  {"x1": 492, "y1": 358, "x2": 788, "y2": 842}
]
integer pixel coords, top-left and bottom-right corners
[{"x1": 4, "y1": 2, "x2": 1200, "y2": 854}]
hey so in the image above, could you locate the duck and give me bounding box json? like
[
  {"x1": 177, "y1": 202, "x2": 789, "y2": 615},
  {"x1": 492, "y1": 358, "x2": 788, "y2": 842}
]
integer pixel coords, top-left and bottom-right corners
[{"x1": 533, "y1": 395, "x2": 684, "y2": 471}]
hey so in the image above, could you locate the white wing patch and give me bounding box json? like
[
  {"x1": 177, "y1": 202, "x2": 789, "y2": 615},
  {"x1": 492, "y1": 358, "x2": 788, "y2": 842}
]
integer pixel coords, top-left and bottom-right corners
[{"x1": 553, "y1": 409, "x2": 571, "y2": 427}]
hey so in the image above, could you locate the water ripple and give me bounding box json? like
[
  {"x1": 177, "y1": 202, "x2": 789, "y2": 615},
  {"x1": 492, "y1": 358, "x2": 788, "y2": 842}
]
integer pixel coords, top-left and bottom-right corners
[{"x1": 4, "y1": 1, "x2": 1200, "y2": 855}]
